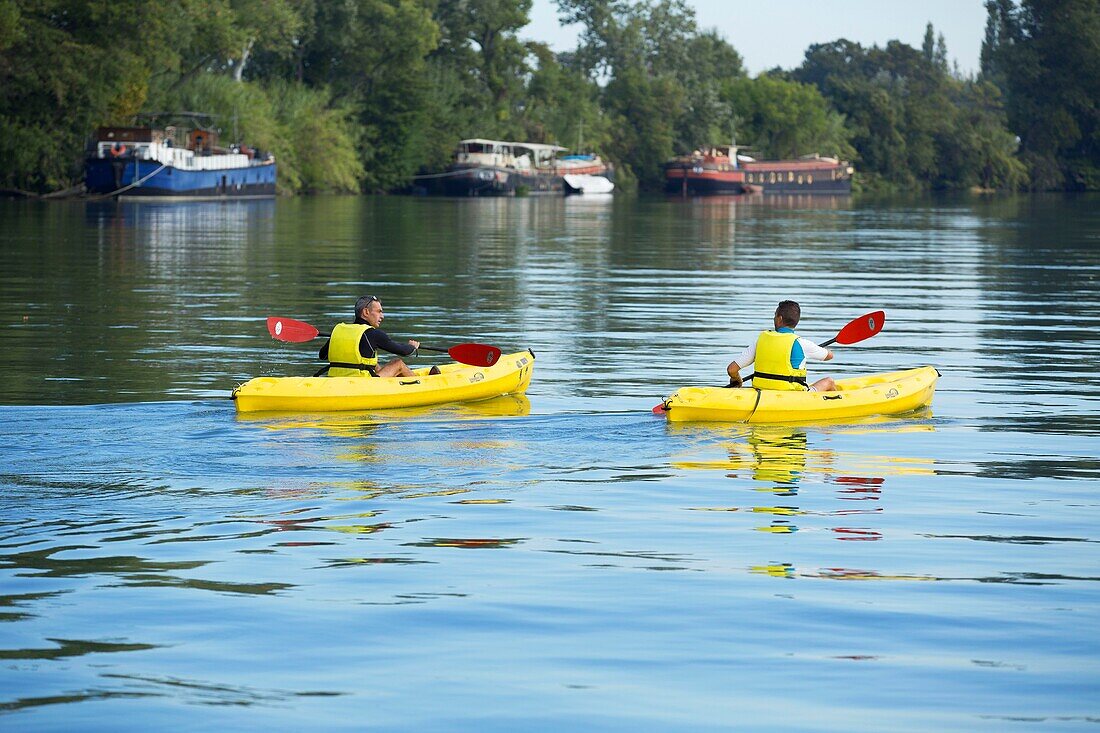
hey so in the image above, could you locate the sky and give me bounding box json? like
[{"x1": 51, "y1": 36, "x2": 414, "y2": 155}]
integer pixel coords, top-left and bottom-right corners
[{"x1": 524, "y1": 0, "x2": 990, "y2": 76}]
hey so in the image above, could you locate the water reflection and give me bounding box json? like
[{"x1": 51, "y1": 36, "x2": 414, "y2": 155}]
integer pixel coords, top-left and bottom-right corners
[
  {"x1": 86, "y1": 199, "x2": 276, "y2": 233},
  {"x1": 674, "y1": 422, "x2": 937, "y2": 489},
  {"x1": 1, "y1": 668, "x2": 345, "y2": 712},
  {"x1": 0, "y1": 638, "x2": 158, "y2": 661},
  {"x1": 3, "y1": 195, "x2": 1099, "y2": 728},
  {"x1": 235, "y1": 394, "x2": 531, "y2": 431},
  {"x1": 87, "y1": 200, "x2": 278, "y2": 285},
  {"x1": 0, "y1": 543, "x2": 294, "y2": 596},
  {"x1": 0, "y1": 591, "x2": 67, "y2": 622},
  {"x1": 405, "y1": 537, "x2": 525, "y2": 549},
  {"x1": 676, "y1": 421, "x2": 940, "y2": 574},
  {"x1": 807, "y1": 568, "x2": 938, "y2": 582}
]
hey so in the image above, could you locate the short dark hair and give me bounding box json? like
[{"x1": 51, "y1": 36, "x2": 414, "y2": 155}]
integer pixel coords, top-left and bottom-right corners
[
  {"x1": 355, "y1": 295, "x2": 379, "y2": 315},
  {"x1": 776, "y1": 300, "x2": 800, "y2": 327}
]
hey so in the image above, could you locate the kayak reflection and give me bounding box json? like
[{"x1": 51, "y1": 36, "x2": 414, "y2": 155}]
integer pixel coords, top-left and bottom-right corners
[
  {"x1": 678, "y1": 420, "x2": 938, "y2": 537},
  {"x1": 234, "y1": 395, "x2": 532, "y2": 476},
  {"x1": 743, "y1": 425, "x2": 809, "y2": 487},
  {"x1": 673, "y1": 419, "x2": 937, "y2": 488},
  {"x1": 235, "y1": 393, "x2": 531, "y2": 436}
]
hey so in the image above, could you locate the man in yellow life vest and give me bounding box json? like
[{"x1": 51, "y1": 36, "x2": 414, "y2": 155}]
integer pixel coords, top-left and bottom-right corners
[
  {"x1": 318, "y1": 295, "x2": 432, "y2": 378},
  {"x1": 726, "y1": 300, "x2": 837, "y2": 392}
]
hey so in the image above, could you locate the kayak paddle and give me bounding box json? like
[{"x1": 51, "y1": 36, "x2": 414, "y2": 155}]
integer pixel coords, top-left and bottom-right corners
[
  {"x1": 651, "y1": 310, "x2": 887, "y2": 414},
  {"x1": 266, "y1": 316, "x2": 503, "y2": 368},
  {"x1": 821, "y1": 310, "x2": 886, "y2": 348}
]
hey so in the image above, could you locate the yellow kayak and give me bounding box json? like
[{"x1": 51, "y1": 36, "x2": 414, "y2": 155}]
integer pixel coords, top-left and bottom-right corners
[
  {"x1": 233, "y1": 350, "x2": 535, "y2": 413},
  {"x1": 659, "y1": 366, "x2": 939, "y2": 423}
]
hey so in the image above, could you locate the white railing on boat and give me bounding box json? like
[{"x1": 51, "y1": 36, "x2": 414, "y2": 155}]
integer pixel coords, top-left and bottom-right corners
[{"x1": 96, "y1": 142, "x2": 257, "y2": 171}]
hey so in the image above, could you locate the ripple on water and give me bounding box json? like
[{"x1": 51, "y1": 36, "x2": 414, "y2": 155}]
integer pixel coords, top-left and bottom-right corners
[{"x1": 1, "y1": 196, "x2": 1099, "y2": 729}]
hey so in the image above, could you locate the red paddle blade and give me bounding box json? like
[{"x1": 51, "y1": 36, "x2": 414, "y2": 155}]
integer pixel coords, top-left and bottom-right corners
[
  {"x1": 448, "y1": 343, "x2": 503, "y2": 367},
  {"x1": 835, "y1": 310, "x2": 885, "y2": 345},
  {"x1": 652, "y1": 403, "x2": 668, "y2": 415},
  {"x1": 267, "y1": 317, "x2": 320, "y2": 343}
]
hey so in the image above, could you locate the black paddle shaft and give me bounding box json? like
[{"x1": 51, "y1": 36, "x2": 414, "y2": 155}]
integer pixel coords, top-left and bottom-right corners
[{"x1": 309, "y1": 332, "x2": 445, "y2": 355}]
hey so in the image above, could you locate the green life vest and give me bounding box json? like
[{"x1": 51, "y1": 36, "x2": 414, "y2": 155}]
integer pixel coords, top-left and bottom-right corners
[
  {"x1": 753, "y1": 330, "x2": 808, "y2": 391},
  {"x1": 327, "y1": 323, "x2": 377, "y2": 377}
]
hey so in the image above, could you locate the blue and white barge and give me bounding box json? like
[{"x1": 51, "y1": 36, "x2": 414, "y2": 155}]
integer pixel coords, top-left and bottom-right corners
[{"x1": 85, "y1": 118, "x2": 276, "y2": 200}]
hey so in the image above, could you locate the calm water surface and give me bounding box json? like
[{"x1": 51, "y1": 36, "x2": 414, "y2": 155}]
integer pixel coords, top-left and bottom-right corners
[{"x1": 1, "y1": 195, "x2": 1098, "y2": 730}]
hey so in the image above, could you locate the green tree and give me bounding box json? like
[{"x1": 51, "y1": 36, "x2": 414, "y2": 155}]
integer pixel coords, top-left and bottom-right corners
[
  {"x1": 0, "y1": 0, "x2": 241, "y2": 192},
  {"x1": 298, "y1": 0, "x2": 440, "y2": 190},
  {"x1": 979, "y1": 0, "x2": 1020, "y2": 91},
  {"x1": 939, "y1": 80, "x2": 1028, "y2": 190},
  {"x1": 555, "y1": 0, "x2": 743, "y2": 187},
  {"x1": 3, "y1": 0, "x2": 1074, "y2": 196},
  {"x1": 673, "y1": 30, "x2": 744, "y2": 153},
  {"x1": 721, "y1": 75, "x2": 854, "y2": 161},
  {"x1": 148, "y1": 73, "x2": 364, "y2": 194},
  {"x1": 267, "y1": 80, "x2": 364, "y2": 193},
  {"x1": 466, "y1": 0, "x2": 533, "y2": 130},
  {"x1": 226, "y1": 0, "x2": 303, "y2": 82},
  {"x1": 794, "y1": 35, "x2": 1025, "y2": 191},
  {"x1": 522, "y1": 43, "x2": 609, "y2": 151},
  {"x1": 985, "y1": 0, "x2": 1100, "y2": 189},
  {"x1": 603, "y1": 66, "x2": 682, "y2": 188}
]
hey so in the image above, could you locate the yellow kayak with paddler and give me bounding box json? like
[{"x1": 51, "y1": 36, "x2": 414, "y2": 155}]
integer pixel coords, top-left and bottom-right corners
[
  {"x1": 233, "y1": 350, "x2": 535, "y2": 413},
  {"x1": 658, "y1": 366, "x2": 940, "y2": 423}
]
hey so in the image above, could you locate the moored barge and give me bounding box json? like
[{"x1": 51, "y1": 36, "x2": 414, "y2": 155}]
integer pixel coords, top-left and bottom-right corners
[
  {"x1": 430, "y1": 139, "x2": 612, "y2": 196},
  {"x1": 664, "y1": 145, "x2": 757, "y2": 195},
  {"x1": 741, "y1": 154, "x2": 853, "y2": 194},
  {"x1": 665, "y1": 146, "x2": 853, "y2": 195},
  {"x1": 85, "y1": 113, "x2": 276, "y2": 200}
]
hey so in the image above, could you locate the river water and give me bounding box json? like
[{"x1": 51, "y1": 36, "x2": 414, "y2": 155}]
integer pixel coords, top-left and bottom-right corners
[{"x1": 1, "y1": 194, "x2": 1098, "y2": 730}]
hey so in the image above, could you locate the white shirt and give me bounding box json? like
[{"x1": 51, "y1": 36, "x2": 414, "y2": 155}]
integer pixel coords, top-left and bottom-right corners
[{"x1": 733, "y1": 335, "x2": 830, "y2": 370}]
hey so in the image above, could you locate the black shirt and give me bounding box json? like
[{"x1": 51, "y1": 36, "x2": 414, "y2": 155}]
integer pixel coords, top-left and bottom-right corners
[{"x1": 318, "y1": 319, "x2": 416, "y2": 361}]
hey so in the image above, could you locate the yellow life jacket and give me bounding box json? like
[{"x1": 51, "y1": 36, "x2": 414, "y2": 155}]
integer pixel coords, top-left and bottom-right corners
[
  {"x1": 327, "y1": 323, "x2": 377, "y2": 377},
  {"x1": 753, "y1": 329, "x2": 808, "y2": 391}
]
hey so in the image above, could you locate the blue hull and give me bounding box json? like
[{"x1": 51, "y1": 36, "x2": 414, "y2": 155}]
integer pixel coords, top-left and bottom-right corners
[{"x1": 85, "y1": 159, "x2": 276, "y2": 199}]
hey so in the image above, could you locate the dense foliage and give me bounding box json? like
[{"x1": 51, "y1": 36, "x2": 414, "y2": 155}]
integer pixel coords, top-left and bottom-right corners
[
  {"x1": 0, "y1": 0, "x2": 1094, "y2": 194},
  {"x1": 981, "y1": 0, "x2": 1099, "y2": 189}
]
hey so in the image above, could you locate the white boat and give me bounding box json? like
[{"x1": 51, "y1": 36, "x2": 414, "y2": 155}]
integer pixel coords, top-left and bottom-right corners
[{"x1": 563, "y1": 174, "x2": 615, "y2": 195}]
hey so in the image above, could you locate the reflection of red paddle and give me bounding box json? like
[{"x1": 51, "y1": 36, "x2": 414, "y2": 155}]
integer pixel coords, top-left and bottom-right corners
[
  {"x1": 652, "y1": 311, "x2": 887, "y2": 414},
  {"x1": 266, "y1": 316, "x2": 502, "y2": 367}
]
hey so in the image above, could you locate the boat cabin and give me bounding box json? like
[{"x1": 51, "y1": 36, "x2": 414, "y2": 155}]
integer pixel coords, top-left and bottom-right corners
[
  {"x1": 453, "y1": 139, "x2": 567, "y2": 170},
  {"x1": 91, "y1": 126, "x2": 258, "y2": 172},
  {"x1": 92, "y1": 124, "x2": 225, "y2": 157}
]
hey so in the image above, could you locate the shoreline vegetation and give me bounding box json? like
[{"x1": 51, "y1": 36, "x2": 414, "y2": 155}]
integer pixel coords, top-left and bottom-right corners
[{"x1": 1, "y1": 0, "x2": 1096, "y2": 197}]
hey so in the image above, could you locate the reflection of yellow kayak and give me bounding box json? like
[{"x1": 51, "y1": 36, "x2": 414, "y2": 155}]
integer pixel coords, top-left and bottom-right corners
[
  {"x1": 232, "y1": 350, "x2": 535, "y2": 413},
  {"x1": 235, "y1": 394, "x2": 531, "y2": 430},
  {"x1": 660, "y1": 366, "x2": 939, "y2": 423}
]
